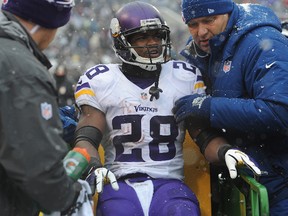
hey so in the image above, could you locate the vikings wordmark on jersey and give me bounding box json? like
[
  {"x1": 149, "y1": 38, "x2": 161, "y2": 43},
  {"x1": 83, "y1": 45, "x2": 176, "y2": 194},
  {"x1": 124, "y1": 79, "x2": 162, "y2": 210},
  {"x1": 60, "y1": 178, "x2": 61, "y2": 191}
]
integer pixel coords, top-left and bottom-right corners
[{"x1": 75, "y1": 60, "x2": 205, "y2": 180}]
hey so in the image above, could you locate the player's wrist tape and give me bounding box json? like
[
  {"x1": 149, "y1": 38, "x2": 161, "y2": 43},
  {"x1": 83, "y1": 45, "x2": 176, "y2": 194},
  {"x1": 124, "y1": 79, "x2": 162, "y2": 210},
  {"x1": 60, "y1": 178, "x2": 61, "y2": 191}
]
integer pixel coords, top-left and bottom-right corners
[
  {"x1": 82, "y1": 156, "x2": 102, "y2": 178},
  {"x1": 217, "y1": 144, "x2": 232, "y2": 162},
  {"x1": 73, "y1": 126, "x2": 103, "y2": 149},
  {"x1": 193, "y1": 128, "x2": 222, "y2": 154},
  {"x1": 89, "y1": 156, "x2": 102, "y2": 168}
]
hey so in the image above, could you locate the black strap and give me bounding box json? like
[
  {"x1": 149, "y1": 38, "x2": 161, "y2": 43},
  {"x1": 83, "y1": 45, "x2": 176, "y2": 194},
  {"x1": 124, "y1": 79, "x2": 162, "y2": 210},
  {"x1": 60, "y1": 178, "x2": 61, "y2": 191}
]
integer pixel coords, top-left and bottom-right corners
[
  {"x1": 194, "y1": 128, "x2": 223, "y2": 154},
  {"x1": 74, "y1": 126, "x2": 103, "y2": 150},
  {"x1": 149, "y1": 64, "x2": 163, "y2": 101},
  {"x1": 118, "y1": 173, "x2": 152, "y2": 181},
  {"x1": 217, "y1": 144, "x2": 232, "y2": 162}
]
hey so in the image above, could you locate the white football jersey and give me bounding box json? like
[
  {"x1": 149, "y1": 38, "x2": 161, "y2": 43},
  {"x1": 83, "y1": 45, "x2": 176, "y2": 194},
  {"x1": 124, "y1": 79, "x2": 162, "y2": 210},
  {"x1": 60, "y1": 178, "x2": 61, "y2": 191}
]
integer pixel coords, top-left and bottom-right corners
[{"x1": 75, "y1": 60, "x2": 205, "y2": 180}]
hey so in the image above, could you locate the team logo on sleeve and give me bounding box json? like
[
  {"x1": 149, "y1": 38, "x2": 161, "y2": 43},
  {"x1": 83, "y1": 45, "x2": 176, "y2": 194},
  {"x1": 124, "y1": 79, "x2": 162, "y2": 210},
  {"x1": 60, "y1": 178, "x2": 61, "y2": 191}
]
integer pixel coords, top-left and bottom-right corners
[{"x1": 41, "y1": 102, "x2": 53, "y2": 120}]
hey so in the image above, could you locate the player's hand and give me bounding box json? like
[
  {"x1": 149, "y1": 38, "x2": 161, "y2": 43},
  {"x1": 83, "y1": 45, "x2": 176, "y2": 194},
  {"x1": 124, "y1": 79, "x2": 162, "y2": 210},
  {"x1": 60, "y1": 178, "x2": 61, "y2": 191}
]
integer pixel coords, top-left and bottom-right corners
[
  {"x1": 86, "y1": 167, "x2": 119, "y2": 194},
  {"x1": 225, "y1": 149, "x2": 262, "y2": 179}
]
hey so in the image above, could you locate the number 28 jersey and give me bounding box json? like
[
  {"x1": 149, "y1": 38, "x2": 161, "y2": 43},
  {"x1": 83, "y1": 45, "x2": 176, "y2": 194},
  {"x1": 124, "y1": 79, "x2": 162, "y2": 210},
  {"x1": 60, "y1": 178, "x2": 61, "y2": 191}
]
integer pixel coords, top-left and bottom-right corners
[{"x1": 75, "y1": 60, "x2": 205, "y2": 180}]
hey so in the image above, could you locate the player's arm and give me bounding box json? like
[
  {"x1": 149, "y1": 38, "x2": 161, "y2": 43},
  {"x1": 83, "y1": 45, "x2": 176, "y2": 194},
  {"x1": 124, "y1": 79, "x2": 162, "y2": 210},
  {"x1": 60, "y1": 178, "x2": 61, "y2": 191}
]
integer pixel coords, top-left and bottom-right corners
[
  {"x1": 74, "y1": 105, "x2": 118, "y2": 193},
  {"x1": 72, "y1": 105, "x2": 105, "y2": 169},
  {"x1": 187, "y1": 126, "x2": 261, "y2": 179}
]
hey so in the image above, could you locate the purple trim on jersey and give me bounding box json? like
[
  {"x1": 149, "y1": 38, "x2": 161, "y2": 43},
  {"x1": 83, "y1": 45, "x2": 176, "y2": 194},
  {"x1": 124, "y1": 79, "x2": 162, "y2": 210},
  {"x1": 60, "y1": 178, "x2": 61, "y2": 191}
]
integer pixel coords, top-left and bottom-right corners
[
  {"x1": 97, "y1": 178, "x2": 200, "y2": 216},
  {"x1": 75, "y1": 82, "x2": 91, "y2": 91},
  {"x1": 126, "y1": 75, "x2": 155, "y2": 89}
]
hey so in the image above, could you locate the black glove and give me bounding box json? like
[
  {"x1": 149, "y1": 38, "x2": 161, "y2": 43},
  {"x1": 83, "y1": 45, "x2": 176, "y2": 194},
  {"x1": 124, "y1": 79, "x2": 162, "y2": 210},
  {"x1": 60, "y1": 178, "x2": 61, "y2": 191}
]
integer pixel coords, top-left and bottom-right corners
[{"x1": 173, "y1": 94, "x2": 211, "y2": 126}]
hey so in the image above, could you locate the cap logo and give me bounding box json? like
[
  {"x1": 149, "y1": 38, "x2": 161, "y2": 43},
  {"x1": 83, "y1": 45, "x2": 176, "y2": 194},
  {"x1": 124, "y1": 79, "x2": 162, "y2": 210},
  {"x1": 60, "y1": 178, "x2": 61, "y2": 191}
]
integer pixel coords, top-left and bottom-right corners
[{"x1": 208, "y1": 8, "x2": 215, "y2": 14}]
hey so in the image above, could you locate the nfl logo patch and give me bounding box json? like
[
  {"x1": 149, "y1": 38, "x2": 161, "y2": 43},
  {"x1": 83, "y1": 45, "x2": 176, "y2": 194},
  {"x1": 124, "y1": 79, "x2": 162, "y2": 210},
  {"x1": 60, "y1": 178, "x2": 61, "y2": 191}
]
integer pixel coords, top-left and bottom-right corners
[
  {"x1": 141, "y1": 92, "x2": 148, "y2": 100},
  {"x1": 41, "y1": 102, "x2": 53, "y2": 120},
  {"x1": 223, "y1": 60, "x2": 232, "y2": 73}
]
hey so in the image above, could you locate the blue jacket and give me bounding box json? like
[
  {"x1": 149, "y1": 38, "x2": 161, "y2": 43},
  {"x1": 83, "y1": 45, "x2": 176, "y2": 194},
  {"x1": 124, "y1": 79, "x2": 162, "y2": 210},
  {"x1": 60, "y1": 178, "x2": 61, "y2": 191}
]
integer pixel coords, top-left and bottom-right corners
[{"x1": 181, "y1": 3, "x2": 288, "y2": 205}]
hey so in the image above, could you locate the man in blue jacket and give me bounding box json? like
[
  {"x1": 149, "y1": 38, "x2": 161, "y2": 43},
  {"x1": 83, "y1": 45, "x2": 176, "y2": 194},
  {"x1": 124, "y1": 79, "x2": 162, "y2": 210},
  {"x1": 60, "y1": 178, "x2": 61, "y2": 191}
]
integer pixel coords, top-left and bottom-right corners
[{"x1": 173, "y1": 0, "x2": 288, "y2": 215}]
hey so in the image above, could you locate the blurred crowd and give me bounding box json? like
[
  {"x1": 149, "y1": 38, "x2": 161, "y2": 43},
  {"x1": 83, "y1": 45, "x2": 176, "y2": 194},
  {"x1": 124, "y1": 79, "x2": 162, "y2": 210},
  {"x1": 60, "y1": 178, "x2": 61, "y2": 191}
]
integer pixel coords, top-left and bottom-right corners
[
  {"x1": 45, "y1": 0, "x2": 187, "y2": 83},
  {"x1": 45, "y1": 0, "x2": 288, "y2": 83}
]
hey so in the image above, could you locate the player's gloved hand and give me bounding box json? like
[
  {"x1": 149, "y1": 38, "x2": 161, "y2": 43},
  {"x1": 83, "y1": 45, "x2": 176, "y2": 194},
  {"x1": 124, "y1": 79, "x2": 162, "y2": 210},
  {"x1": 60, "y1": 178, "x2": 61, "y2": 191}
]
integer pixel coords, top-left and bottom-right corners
[
  {"x1": 218, "y1": 145, "x2": 262, "y2": 179},
  {"x1": 59, "y1": 106, "x2": 78, "y2": 144},
  {"x1": 172, "y1": 94, "x2": 211, "y2": 125},
  {"x1": 85, "y1": 167, "x2": 119, "y2": 194},
  {"x1": 43, "y1": 179, "x2": 94, "y2": 216}
]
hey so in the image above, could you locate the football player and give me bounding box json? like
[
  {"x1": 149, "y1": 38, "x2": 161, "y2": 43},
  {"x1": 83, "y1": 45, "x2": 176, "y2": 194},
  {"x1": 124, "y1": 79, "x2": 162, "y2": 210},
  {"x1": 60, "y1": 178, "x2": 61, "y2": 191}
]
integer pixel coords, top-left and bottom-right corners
[{"x1": 73, "y1": 2, "x2": 260, "y2": 215}]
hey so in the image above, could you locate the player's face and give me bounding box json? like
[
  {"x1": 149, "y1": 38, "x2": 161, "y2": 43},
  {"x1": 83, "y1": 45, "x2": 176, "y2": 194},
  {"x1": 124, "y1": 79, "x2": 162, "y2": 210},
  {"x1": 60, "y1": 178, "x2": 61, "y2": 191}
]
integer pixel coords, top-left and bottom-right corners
[
  {"x1": 187, "y1": 14, "x2": 229, "y2": 54},
  {"x1": 128, "y1": 30, "x2": 163, "y2": 58}
]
